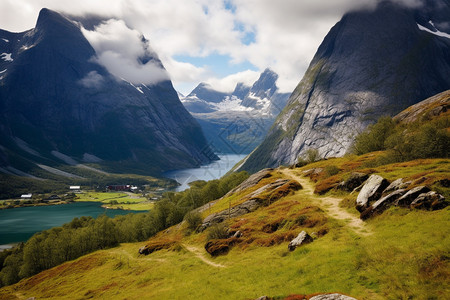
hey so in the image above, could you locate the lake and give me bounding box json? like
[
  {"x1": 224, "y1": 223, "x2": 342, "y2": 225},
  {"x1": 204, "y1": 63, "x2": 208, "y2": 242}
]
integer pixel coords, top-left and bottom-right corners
[
  {"x1": 163, "y1": 153, "x2": 247, "y2": 191},
  {"x1": 0, "y1": 202, "x2": 142, "y2": 247}
]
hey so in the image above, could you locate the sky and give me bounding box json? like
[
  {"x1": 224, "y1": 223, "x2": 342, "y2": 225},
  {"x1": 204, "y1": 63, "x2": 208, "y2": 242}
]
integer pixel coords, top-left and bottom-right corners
[{"x1": 0, "y1": 0, "x2": 424, "y2": 95}]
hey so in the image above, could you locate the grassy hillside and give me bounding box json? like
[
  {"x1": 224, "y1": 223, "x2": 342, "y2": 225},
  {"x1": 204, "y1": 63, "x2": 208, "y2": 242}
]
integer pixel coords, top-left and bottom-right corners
[{"x1": 1, "y1": 154, "x2": 448, "y2": 299}]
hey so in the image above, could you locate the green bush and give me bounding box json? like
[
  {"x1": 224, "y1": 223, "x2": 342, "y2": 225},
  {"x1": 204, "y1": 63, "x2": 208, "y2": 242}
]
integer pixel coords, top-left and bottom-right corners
[
  {"x1": 324, "y1": 165, "x2": 340, "y2": 177},
  {"x1": 353, "y1": 116, "x2": 396, "y2": 155},
  {"x1": 207, "y1": 224, "x2": 229, "y2": 241},
  {"x1": 184, "y1": 211, "x2": 203, "y2": 232}
]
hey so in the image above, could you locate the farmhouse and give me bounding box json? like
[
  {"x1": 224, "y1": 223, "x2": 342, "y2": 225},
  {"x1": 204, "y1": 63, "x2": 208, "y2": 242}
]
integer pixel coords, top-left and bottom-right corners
[{"x1": 20, "y1": 194, "x2": 32, "y2": 199}]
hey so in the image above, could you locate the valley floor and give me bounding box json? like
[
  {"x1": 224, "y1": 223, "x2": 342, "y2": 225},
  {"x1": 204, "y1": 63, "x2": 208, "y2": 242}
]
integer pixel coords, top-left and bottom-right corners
[{"x1": 1, "y1": 164, "x2": 448, "y2": 299}]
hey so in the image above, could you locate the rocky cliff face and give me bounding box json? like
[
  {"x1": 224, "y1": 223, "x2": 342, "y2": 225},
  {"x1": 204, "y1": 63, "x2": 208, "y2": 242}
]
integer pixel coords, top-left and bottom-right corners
[
  {"x1": 0, "y1": 8, "x2": 216, "y2": 175},
  {"x1": 181, "y1": 69, "x2": 290, "y2": 153},
  {"x1": 239, "y1": 0, "x2": 450, "y2": 173}
]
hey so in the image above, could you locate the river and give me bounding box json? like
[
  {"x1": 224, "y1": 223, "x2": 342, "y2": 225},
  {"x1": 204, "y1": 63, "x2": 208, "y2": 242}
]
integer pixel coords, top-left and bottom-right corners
[
  {"x1": 163, "y1": 153, "x2": 247, "y2": 191},
  {"x1": 0, "y1": 202, "x2": 142, "y2": 247}
]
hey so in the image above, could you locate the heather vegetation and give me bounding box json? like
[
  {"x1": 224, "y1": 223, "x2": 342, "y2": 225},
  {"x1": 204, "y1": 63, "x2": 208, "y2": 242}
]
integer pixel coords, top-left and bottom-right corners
[{"x1": 0, "y1": 171, "x2": 249, "y2": 287}]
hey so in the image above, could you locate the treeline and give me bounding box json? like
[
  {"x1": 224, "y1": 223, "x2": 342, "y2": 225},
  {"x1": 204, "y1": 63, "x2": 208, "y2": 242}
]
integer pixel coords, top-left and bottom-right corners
[
  {"x1": 352, "y1": 116, "x2": 449, "y2": 162},
  {"x1": 0, "y1": 171, "x2": 249, "y2": 287}
]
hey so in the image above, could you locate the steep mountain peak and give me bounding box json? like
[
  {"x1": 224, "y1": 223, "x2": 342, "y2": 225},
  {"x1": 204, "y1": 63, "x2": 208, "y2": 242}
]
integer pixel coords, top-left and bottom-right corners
[
  {"x1": 239, "y1": 1, "x2": 450, "y2": 173},
  {"x1": 35, "y1": 8, "x2": 79, "y2": 37}
]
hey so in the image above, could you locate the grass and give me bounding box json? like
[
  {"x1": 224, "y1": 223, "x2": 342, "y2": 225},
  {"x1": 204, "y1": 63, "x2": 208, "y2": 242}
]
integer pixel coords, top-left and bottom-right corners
[
  {"x1": 1, "y1": 156, "x2": 448, "y2": 299},
  {"x1": 75, "y1": 192, "x2": 153, "y2": 211},
  {"x1": 3, "y1": 204, "x2": 447, "y2": 299}
]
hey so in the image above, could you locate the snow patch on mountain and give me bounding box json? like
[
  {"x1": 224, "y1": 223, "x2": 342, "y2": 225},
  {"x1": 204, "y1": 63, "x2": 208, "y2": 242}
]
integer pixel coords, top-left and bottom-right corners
[
  {"x1": 0, "y1": 53, "x2": 13, "y2": 61},
  {"x1": 417, "y1": 21, "x2": 450, "y2": 39},
  {"x1": 1, "y1": 39, "x2": 9, "y2": 43},
  {"x1": 212, "y1": 96, "x2": 253, "y2": 112}
]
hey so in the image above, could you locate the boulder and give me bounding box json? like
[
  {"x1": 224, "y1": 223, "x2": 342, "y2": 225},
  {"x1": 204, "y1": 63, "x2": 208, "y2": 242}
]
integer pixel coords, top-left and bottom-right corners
[
  {"x1": 410, "y1": 191, "x2": 447, "y2": 210},
  {"x1": 224, "y1": 168, "x2": 273, "y2": 196},
  {"x1": 356, "y1": 175, "x2": 389, "y2": 212},
  {"x1": 395, "y1": 186, "x2": 430, "y2": 207},
  {"x1": 337, "y1": 172, "x2": 369, "y2": 192},
  {"x1": 383, "y1": 178, "x2": 410, "y2": 195},
  {"x1": 360, "y1": 189, "x2": 405, "y2": 220},
  {"x1": 309, "y1": 294, "x2": 357, "y2": 300},
  {"x1": 288, "y1": 231, "x2": 313, "y2": 251}
]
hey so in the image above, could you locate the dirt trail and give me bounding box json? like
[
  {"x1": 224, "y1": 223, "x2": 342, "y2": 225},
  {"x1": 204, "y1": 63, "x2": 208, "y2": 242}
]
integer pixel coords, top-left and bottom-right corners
[
  {"x1": 182, "y1": 244, "x2": 226, "y2": 268},
  {"x1": 281, "y1": 168, "x2": 372, "y2": 236}
]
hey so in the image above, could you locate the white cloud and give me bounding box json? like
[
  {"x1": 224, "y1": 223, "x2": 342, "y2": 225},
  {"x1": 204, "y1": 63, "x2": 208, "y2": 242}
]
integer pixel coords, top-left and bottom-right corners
[
  {"x1": 204, "y1": 70, "x2": 260, "y2": 93},
  {"x1": 79, "y1": 71, "x2": 104, "y2": 88},
  {"x1": 81, "y1": 19, "x2": 169, "y2": 85},
  {"x1": 0, "y1": 0, "x2": 428, "y2": 94}
]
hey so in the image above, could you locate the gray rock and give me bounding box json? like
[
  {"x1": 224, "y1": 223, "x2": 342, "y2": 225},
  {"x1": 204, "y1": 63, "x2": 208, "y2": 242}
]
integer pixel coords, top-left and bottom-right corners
[
  {"x1": 360, "y1": 189, "x2": 405, "y2": 220},
  {"x1": 255, "y1": 297, "x2": 269, "y2": 300},
  {"x1": 395, "y1": 186, "x2": 431, "y2": 207},
  {"x1": 410, "y1": 191, "x2": 447, "y2": 210},
  {"x1": 383, "y1": 178, "x2": 410, "y2": 194},
  {"x1": 309, "y1": 294, "x2": 357, "y2": 300},
  {"x1": 288, "y1": 231, "x2": 313, "y2": 251},
  {"x1": 356, "y1": 175, "x2": 389, "y2": 212},
  {"x1": 225, "y1": 168, "x2": 273, "y2": 197},
  {"x1": 337, "y1": 172, "x2": 369, "y2": 192}
]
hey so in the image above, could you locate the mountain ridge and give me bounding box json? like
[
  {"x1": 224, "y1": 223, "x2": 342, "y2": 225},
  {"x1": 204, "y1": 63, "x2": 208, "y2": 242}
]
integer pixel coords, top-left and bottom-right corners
[
  {"x1": 238, "y1": 0, "x2": 450, "y2": 173},
  {"x1": 0, "y1": 8, "x2": 216, "y2": 176}
]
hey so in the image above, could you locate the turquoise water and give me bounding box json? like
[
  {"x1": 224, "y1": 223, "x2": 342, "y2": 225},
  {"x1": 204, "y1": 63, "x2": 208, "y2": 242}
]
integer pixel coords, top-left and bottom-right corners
[
  {"x1": 163, "y1": 154, "x2": 247, "y2": 191},
  {"x1": 0, "y1": 202, "x2": 142, "y2": 245}
]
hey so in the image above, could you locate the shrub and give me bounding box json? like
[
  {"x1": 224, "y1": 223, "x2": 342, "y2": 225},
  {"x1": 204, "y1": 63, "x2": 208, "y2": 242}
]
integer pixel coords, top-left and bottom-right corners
[
  {"x1": 324, "y1": 165, "x2": 340, "y2": 177},
  {"x1": 206, "y1": 223, "x2": 229, "y2": 241},
  {"x1": 184, "y1": 211, "x2": 203, "y2": 232},
  {"x1": 353, "y1": 116, "x2": 395, "y2": 155},
  {"x1": 306, "y1": 148, "x2": 320, "y2": 163}
]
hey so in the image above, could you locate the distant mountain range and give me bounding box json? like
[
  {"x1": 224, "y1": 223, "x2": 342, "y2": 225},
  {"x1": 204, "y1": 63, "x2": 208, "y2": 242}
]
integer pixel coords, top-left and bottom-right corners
[
  {"x1": 239, "y1": 0, "x2": 450, "y2": 172},
  {"x1": 0, "y1": 8, "x2": 216, "y2": 177},
  {"x1": 181, "y1": 69, "x2": 291, "y2": 154}
]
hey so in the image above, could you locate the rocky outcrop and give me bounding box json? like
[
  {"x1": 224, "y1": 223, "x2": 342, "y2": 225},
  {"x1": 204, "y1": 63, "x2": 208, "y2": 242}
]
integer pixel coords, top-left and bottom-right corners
[
  {"x1": 200, "y1": 179, "x2": 301, "y2": 231},
  {"x1": 360, "y1": 189, "x2": 405, "y2": 220},
  {"x1": 239, "y1": 1, "x2": 450, "y2": 173},
  {"x1": 410, "y1": 191, "x2": 447, "y2": 210},
  {"x1": 383, "y1": 178, "x2": 410, "y2": 195},
  {"x1": 225, "y1": 168, "x2": 273, "y2": 196},
  {"x1": 356, "y1": 175, "x2": 389, "y2": 212},
  {"x1": 337, "y1": 172, "x2": 369, "y2": 192},
  {"x1": 288, "y1": 231, "x2": 313, "y2": 251},
  {"x1": 395, "y1": 186, "x2": 431, "y2": 207}
]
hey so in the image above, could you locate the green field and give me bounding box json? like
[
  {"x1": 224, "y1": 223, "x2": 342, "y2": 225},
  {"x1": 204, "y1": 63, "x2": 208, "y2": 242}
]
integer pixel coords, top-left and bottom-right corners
[{"x1": 75, "y1": 192, "x2": 154, "y2": 211}]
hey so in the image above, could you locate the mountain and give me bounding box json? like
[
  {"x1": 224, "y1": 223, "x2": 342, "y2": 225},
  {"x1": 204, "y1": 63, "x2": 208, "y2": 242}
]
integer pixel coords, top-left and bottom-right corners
[
  {"x1": 0, "y1": 8, "x2": 216, "y2": 176},
  {"x1": 238, "y1": 0, "x2": 450, "y2": 173},
  {"x1": 181, "y1": 69, "x2": 291, "y2": 154}
]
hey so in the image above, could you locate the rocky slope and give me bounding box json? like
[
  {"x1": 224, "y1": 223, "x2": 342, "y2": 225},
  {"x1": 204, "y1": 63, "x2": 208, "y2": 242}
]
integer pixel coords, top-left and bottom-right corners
[
  {"x1": 239, "y1": 0, "x2": 450, "y2": 173},
  {"x1": 181, "y1": 69, "x2": 290, "y2": 153},
  {"x1": 0, "y1": 8, "x2": 216, "y2": 175}
]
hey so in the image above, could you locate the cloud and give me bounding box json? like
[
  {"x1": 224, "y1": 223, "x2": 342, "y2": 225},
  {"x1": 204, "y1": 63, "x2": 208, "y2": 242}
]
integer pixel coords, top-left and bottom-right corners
[
  {"x1": 79, "y1": 71, "x2": 104, "y2": 88},
  {"x1": 0, "y1": 0, "x2": 429, "y2": 94},
  {"x1": 204, "y1": 70, "x2": 260, "y2": 93},
  {"x1": 81, "y1": 19, "x2": 169, "y2": 85}
]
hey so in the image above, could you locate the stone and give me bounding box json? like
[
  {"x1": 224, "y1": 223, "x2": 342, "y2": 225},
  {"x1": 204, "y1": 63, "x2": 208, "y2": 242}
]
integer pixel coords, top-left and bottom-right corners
[
  {"x1": 337, "y1": 172, "x2": 369, "y2": 192},
  {"x1": 410, "y1": 191, "x2": 447, "y2": 210},
  {"x1": 395, "y1": 186, "x2": 430, "y2": 207},
  {"x1": 360, "y1": 189, "x2": 405, "y2": 220},
  {"x1": 356, "y1": 175, "x2": 389, "y2": 212},
  {"x1": 224, "y1": 168, "x2": 273, "y2": 197},
  {"x1": 383, "y1": 178, "x2": 410, "y2": 195},
  {"x1": 309, "y1": 294, "x2": 357, "y2": 300},
  {"x1": 288, "y1": 231, "x2": 313, "y2": 251}
]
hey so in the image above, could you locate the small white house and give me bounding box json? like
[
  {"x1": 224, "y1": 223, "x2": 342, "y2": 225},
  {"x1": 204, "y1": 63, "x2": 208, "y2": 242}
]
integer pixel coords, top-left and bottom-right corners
[
  {"x1": 69, "y1": 186, "x2": 81, "y2": 190},
  {"x1": 21, "y1": 194, "x2": 32, "y2": 199}
]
